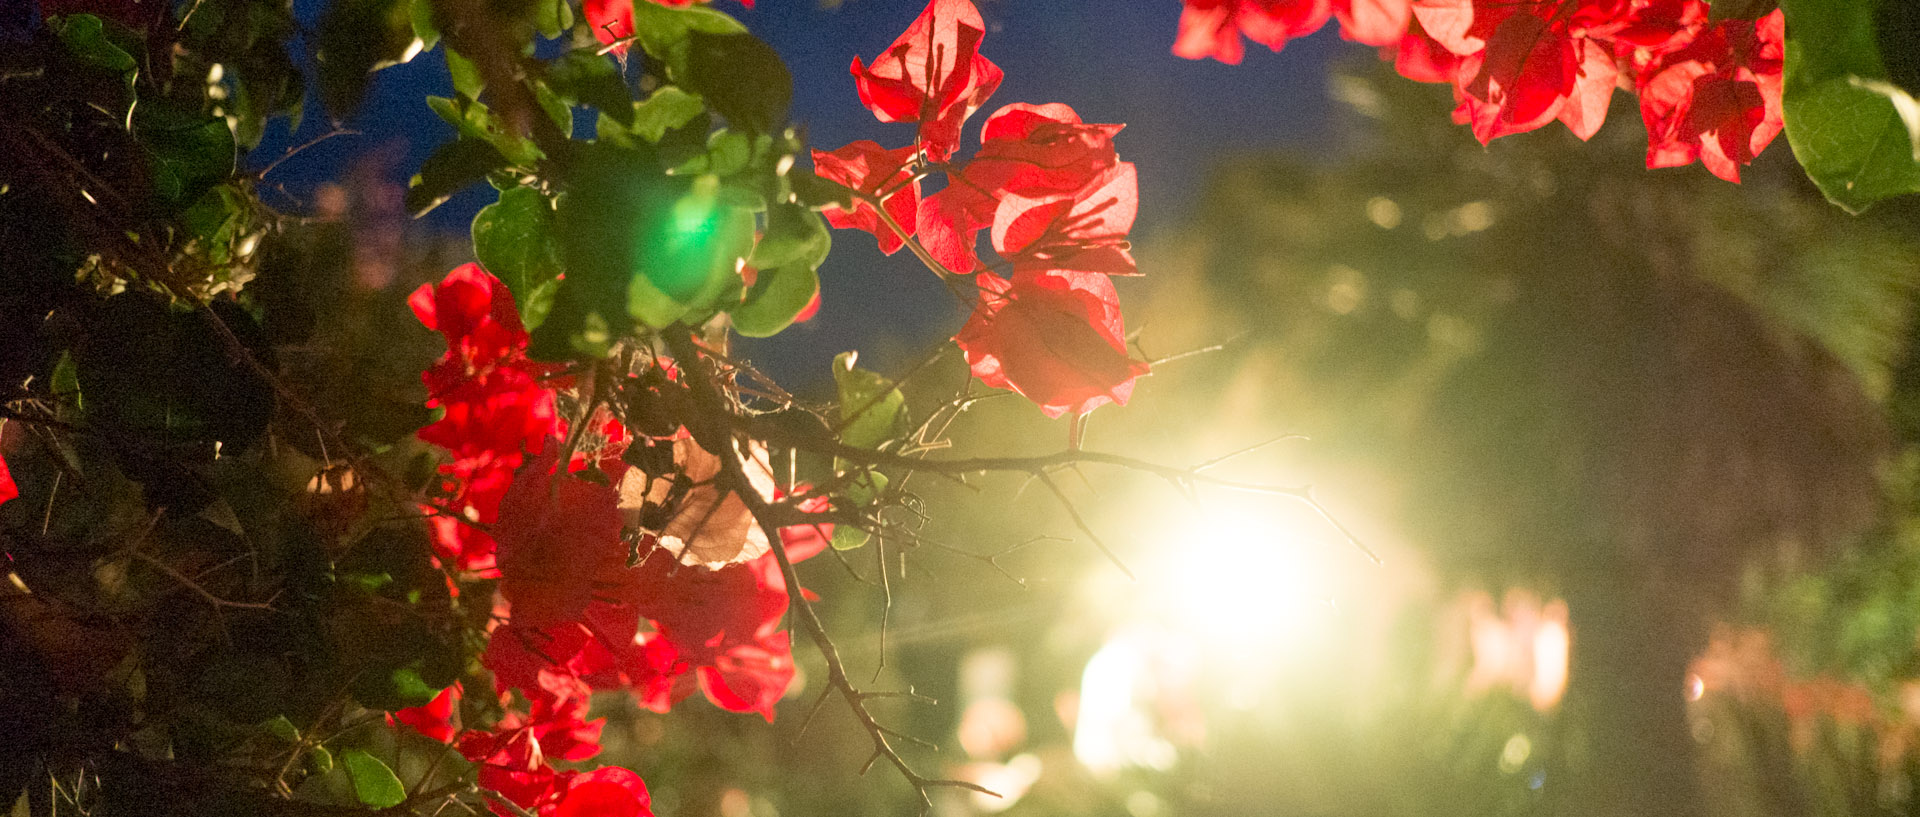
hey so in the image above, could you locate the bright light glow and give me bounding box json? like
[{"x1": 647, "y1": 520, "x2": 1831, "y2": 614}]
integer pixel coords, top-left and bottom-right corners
[
  {"x1": 1072, "y1": 634, "x2": 1179, "y2": 777},
  {"x1": 1069, "y1": 489, "x2": 1395, "y2": 776},
  {"x1": 1135, "y1": 496, "x2": 1350, "y2": 673}
]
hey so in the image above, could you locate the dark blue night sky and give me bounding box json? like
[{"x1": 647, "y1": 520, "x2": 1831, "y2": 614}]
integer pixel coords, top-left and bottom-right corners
[{"x1": 254, "y1": 0, "x2": 1352, "y2": 379}]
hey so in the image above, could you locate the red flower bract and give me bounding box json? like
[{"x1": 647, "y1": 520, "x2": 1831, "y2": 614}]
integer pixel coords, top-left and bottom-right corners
[
  {"x1": 812, "y1": 141, "x2": 921, "y2": 255},
  {"x1": 0, "y1": 451, "x2": 16, "y2": 509},
  {"x1": 393, "y1": 683, "x2": 462, "y2": 743},
  {"x1": 920, "y1": 103, "x2": 1124, "y2": 274},
  {"x1": 1635, "y1": 11, "x2": 1784, "y2": 182},
  {"x1": 493, "y1": 448, "x2": 629, "y2": 627},
  {"x1": 850, "y1": 0, "x2": 1004, "y2": 162},
  {"x1": 551, "y1": 767, "x2": 653, "y2": 817},
  {"x1": 1453, "y1": 12, "x2": 1580, "y2": 143},
  {"x1": 955, "y1": 269, "x2": 1150, "y2": 419},
  {"x1": 1174, "y1": 0, "x2": 1336, "y2": 64},
  {"x1": 991, "y1": 162, "x2": 1140, "y2": 279},
  {"x1": 626, "y1": 500, "x2": 829, "y2": 721}
]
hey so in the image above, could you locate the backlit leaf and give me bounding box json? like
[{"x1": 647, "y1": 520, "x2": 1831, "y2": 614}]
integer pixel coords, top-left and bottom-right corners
[
  {"x1": 833, "y1": 351, "x2": 909, "y2": 450},
  {"x1": 473, "y1": 186, "x2": 565, "y2": 326},
  {"x1": 1780, "y1": 0, "x2": 1920, "y2": 211},
  {"x1": 341, "y1": 749, "x2": 405, "y2": 809}
]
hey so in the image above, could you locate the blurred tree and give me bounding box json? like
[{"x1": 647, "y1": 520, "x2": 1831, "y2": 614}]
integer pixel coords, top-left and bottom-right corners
[{"x1": 1140, "y1": 60, "x2": 1920, "y2": 817}]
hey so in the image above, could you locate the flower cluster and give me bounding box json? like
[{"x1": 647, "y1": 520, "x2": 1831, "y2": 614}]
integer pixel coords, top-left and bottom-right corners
[
  {"x1": 410, "y1": 263, "x2": 563, "y2": 572},
  {"x1": 405, "y1": 265, "x2": 831, "y2": 815},
  {"x1": 815, "y1": 0, "x2": 1151, "y2": 418},
  {"x1": 1175, "y1": 0, "x2": 1786, "y2": 182}
]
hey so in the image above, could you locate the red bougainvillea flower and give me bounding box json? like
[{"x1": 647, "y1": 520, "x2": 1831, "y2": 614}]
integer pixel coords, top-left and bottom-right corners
[
  {"x1": 1635, "y1": 11, "x2": 1784, "y2": 181},
  {"x1": 1174, "y1": 0, "x2": 1335, "y2": 64},
  {"x1": 624, "y1": 495, "x2": 830, "y2": 720},
  {"x1": 392, "y1": 683, "x2": 462, "y2": 743},
  {"x1": 584, "y1": 0, "x2": 635, "y2": 51},
  {"x1": 1185, "y1": 0, "x2": 1782, "y2": 177},
  {"x1": 456, "y1": 675, "x2": 614, "y2": 814},
  {"x1": 850, "y1": 0, "x2": 1004, "y2": 162},
  {"x1": 1405, "y1": 0, "x2": 1628, "y2": 142},
  {"x1": 812, "y1": 141, "x2": 921, "y2": 255},
  {"x1": 991, "y1": 162, "x2": 1140, "y2": 279},
  {"x1": 1336, "y1": 0, "x2": 1413, "y2": 46},
  {"x1": 458, "y1": 727, "x2": 565, "y2": 813},
  {"x1": 481, "y1": 488, "x2": 830, "y2": 721},
  {"x1": 629, "y1": 552, "x2": 796, "y2": 719},
  {"x1": 1390, "y1": 21, "x2": 1465, "y2": 83},
  {"x1": 495, "y1": 676, "x2": 605, "y2": 762},
  {"x1": 956, "y1": 269, "x2": 1150, "y2": 419},
  {"x1": 494, "y1": 448, "x2": 630, "y2": 626},
  {"x1": 411, "y1": 264, "x2": 563, "y2": 573},
  {"x1": 920, "y1": 103, "x2": 1124, "y2": 274},
  {"x1": 550, "y1": 767, "x2": 653, "y2": 817}
]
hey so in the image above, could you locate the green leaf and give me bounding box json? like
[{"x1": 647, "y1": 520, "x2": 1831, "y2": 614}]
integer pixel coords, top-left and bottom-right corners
[
  {"x1": 632, "y1": 85, "x2": 707, "y2": 143},
  {"x1": 626, "y1": 179, "x2": 754, "y2": 327},
  {"x1": 407, "y1": 0, "x2": 440, "y2": 52},
  {"x1": 472, "y1": 186, "x2": 564, "y2": 323},
  {"x1": 135, "y1": 103, "x2": 237, "y2": 209},
  {"x1": 831, "y1": 471, "x2": 887, "y2": 550},
  {"x1": 548, "y1": 51, "x2": 633, "y2": 126},
  {"x1": 681, "y1": 32, "x2": 792, "y2": 134},
  {"x1": 308, "y1": 746, "x2": 335, "y2": 775},
  {"x1": 445, "y1": 49, "x2": 484, "y2": 100},
  {"x1": 1780, "y1": 0, "x2": 1920, "y2": 211},
  {"x1": 732, "y1": 264, "x2": 818, "y2": 337},
  {"x1": 1851, "y1": 77, "x2": 1920, "y2": 162},
  {"x1": 406, "y1": 138, "x2": 511, "y2": 217},
  {"x1": 674, "y1": 128, "x2": 752, "y2": 176},
  {"x1": 51, "y1": 352, "x2": 82, "y2": 411},
  {"x1": 426, "y1": 95, "x2": 463, "y2": 128},
  {"x1": 533, "y1": 79, "x2": 574, "y2": 136},
  {"x1": 748, "y1": 202, "x2": 831, "y2": 270},
  {"x1": 629, "y1": 1, "x2": 748, "y2": 82},
  {"x1": 424, "y1": 95, "x2": 540, "y2": 167},
  {"x1": 535, "y1": 0, "x2": 568, "y2": 40},
  {"x1": 341, "y1": 749, "x2": 406, "y2": 809},
  {"x1": 833, "y1": 352, "x2": 909, "y2": 450},
  {"x1": 315, "y1": 0, "x2": 418, "y2": 118},
  {"x1": 259, "y1": 715, "x2": 301, "y2": 744},
  {"x1": 53, "y1": 14, "x2": 136, "y2": 74},
  {"x1": 179, "y1": 185, "x2": 249, "y2": 263},
  {"x1": 521, "y1": 278, "x2": 560, "y2": 330},
  {"x1": 540, "y1": 144, "x2": 754, "y2": 357}
]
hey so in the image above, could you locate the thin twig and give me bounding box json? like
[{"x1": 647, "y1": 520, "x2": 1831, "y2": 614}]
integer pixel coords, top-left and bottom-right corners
[
  {"x1": 1190, "y1": 434, "x2": 1311, "y2": 473},
  {"x1": 131, "y1": 550, "x2": 275, "y2": 610},
  {"x1": 663, "y1": 330, "x2": 998, "y2": 811},
  {"x1": 255, "y1": 128, "x2": 362, "y2": 181}
]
